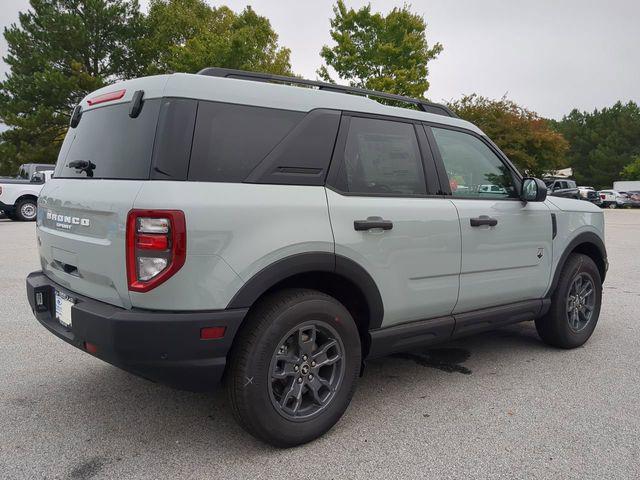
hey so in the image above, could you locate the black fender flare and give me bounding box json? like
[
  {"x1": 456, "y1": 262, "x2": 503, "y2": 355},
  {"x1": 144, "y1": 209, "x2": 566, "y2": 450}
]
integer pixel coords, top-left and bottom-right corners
[
  {"x1": 548, "y1": 231, "x2": 607, "y2": 295},
  {"x1": 227, "y1": 252, "x2": 385, "y2": 329}
]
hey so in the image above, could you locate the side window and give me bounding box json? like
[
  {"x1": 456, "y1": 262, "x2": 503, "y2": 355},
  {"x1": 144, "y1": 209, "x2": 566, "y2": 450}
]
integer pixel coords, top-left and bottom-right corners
[
  {"x1": 188, "y1": 102, "x2": 304, "y2": 183},
  {"x1": 340, "y1": 117, "x2": 426, "y2": 195},
  {"x1": 431, "y1": 127, "x2": 518, "y2": 199}
]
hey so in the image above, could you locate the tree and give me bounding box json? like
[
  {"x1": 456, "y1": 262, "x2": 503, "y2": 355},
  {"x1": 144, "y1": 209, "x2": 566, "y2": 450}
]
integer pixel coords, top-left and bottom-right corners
[
  {"x1": 620, "y1": 155, "x2": 640, "y2": 181},
  {"x1": 0, "y1": 0, "x2": 146, "y2": 174},
  {"x1": 554, "y1": 102, "x2": 640, "y2": 188},
  {"x1": 318, "y1": 0, "x2": 442, "y2": 99},
  {"x1": 0, "y1": 0, "x2": 293, "y2": 175},
  {"x1": 448, "y1": 94, "x2": 569, "y2": 178},
  {"x1": 143, "y1": 0, "x2": 292, "y2": 75}
]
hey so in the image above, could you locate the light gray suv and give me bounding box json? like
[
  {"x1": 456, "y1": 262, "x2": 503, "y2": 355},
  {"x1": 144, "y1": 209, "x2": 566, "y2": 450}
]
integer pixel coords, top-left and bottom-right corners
[{"x1": 26, "y1": 68, "x2": 607, "y2": 447}]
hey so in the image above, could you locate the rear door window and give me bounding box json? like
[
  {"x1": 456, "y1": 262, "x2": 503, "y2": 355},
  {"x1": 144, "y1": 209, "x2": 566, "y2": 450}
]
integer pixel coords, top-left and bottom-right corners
[
  {"x1": 337, "y1": 116, "x2": 427, "y2": 195},
  {"x1": 188, "y1": 102, "x2": 304, "y2": 182},
  {"x1": 55, "y1": 100, "x2": 161, "y2": 179}
]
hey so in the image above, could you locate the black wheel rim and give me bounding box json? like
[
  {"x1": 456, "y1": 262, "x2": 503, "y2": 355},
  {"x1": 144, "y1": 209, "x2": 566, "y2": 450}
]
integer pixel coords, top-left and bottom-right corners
[
  {"x1": 566, "y1": 272, "x2": 596, "y2": 332},
  {"x1": 268, "y1": 321, "x2": 345, "y2": 421}
]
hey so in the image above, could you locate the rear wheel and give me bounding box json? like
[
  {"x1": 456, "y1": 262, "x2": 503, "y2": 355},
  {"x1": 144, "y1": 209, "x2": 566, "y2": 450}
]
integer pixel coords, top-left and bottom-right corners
[
  {"x1": 535, "y1": 253, "x2": 602, "y2": 348},
  {"x1": 607, "y1": 202, "x2": 617, "y2": 209},
  {"x1": 15, "y1": 198, "x2": 37, "y2": 221},
  {"x1": 225, "y1": 288, "x2": 361, "y2": 447}
]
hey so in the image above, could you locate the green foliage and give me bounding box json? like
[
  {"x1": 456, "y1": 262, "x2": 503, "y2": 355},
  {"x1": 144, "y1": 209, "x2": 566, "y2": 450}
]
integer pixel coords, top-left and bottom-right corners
[
  {"x1": 553, "y1": 102, "x2": 640, "y2": 189},
  {"x1": 620, "y1": 155, "x2": 640, "y2": 181},
  {"x1": 0, "y1": 0, "x2": 145, "y2": 174},
  {"x1": 143, "y1": 0, "x2": 292, "y2": 75},
  {"x1": 0, "y1": 0, "x2": 292, "y2": 174},
  {"x1": 448, "y1": 94, "x2": 569, "y2": 178},
  {"x1": 318, "y1": 0, "x2": 442, "y2": 99}
]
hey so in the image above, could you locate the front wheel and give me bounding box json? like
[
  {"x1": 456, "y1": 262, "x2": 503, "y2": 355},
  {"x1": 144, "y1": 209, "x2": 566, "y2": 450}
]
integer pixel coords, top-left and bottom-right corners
[
  {"x1": 535, "y1": 253, "x2": 602, "y2": 348},
  {"x1": 225, "y1": 288, "x2": 361, "y2": 447}
]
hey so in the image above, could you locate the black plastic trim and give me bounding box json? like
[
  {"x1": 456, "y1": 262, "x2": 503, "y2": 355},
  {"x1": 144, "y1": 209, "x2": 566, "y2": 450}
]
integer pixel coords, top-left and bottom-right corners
[
  {"x1": 244, "y1": 109, "x2": 341, "y2": 186},
  {"x1": 227, "y1": 252, "x2": 385, "y2": 330},
  {"x1": 70, "y1": 104, "x2": 82, "y2": 128},
  {"x1": 368, "y1": 299, "x2": 547, "y2": 358},
  {"x1": 368, "y1": 316, "x2": 454, "y2": 358},
  {"x1": 26, "y1": 271, "x2": 246, "y2": 391},
  {"x1": 547, "y1": 232, "x2": 607, "y2": 295},
  {"x1": 198, "y1": 67, "x2": 457, "y2": 118},
  {"x1": 551, "y1": 213, "x2": 557, "y2": 239},
  {"x1": 129, "y1": 90, "x2": 145, "y2": 118},
  {"x1": 452, "y1": 299, "x2": 543, "y2": 338},
  {"x1": 150, "y1": 97, "x2": 198, "y2": 181}
]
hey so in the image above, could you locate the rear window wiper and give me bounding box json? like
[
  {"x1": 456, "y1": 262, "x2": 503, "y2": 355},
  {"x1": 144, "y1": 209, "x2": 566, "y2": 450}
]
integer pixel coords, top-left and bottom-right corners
[{"x1": 68, "y1": 160, "x2": 96, "y2": 178}]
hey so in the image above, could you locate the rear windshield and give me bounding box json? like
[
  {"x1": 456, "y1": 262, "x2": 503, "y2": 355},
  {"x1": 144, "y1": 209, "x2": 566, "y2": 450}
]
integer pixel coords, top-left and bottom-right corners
[{"x1": 55, "y1": 100, "x2": 161, "y2": 179}]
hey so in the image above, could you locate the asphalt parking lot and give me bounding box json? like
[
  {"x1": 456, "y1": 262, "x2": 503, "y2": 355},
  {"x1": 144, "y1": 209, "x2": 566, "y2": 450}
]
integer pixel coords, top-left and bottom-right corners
[{"x1": 1, "y1": 211, "x2": 639, "y2": 479}]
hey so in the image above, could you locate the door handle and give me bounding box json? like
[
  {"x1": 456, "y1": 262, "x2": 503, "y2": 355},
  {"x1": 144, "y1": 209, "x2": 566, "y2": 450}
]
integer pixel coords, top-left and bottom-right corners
[
  {"x1": 354, "y1": 216, "x2": 393, "y2": 231},
  {"x1": 470, "y1": 215, "x2": 498, "y2": 227}
]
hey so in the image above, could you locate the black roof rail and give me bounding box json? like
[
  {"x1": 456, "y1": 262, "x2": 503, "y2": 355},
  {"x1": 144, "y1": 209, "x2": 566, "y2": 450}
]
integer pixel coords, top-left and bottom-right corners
[{"x1": 197, "y1": 67, "x2": 457, "y2": 118}]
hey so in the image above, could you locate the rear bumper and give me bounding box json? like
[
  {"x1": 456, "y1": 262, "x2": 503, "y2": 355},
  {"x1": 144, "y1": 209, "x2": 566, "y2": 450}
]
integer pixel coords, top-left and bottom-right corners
[{"x1": 26, "y1": 271, "x2": 247, "y2": 391}]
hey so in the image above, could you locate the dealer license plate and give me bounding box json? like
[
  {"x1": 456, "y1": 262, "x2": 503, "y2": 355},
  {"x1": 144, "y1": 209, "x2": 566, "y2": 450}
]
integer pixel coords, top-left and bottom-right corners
[{"x1": 54, "y1": 290, "x2": 75, "y2": 328}]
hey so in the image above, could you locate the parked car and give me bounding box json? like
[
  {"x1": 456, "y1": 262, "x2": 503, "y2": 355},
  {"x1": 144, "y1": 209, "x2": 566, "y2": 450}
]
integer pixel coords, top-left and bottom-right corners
[
  {"x1": 0, "y1": 169, "x2": 53, "y2": 221},
  {"x1": 26, "y1": 68, "x2": 607, "y2": 447},
  {"x1": 624, "y1": 190, "x2": 640, "y2": 207},
  {"x1": 577, "y1": 186, "x2": 602, "y2": 206},
  {"x1": 478, "y1": 184, "x2": 508, "y2": 195},
  {"x1": 544, "y1": 178, "x2": 581, "y2": 199},
  {"x1": 598, "y1": 189, "x2": 631, "y2": 208}
]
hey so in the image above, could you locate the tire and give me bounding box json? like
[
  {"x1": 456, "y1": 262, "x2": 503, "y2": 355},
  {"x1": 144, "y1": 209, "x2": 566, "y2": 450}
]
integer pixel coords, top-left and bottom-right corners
[
  {"x1": 535, "y1": 253, "x2": 602, "y2": 349},
  {"x1": 607, "y1": 202, "x2": 617, "y2": 209},
  {"x1": 225, "y1": 288, "x2": 361, "y2": 447},
  {"x1": 15, "y1": 198, "x2": 37, "y2": 221}
]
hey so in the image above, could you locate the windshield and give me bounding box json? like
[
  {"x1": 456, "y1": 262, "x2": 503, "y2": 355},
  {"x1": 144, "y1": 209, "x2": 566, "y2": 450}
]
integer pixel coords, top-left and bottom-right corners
[{"x1": 54, "y1": 100, "x2": 161, "y2": 179}]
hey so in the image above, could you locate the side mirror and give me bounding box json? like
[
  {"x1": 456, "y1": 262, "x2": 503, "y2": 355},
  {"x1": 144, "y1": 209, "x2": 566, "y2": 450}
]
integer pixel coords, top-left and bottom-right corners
[
  {"x1": 521, "y1": 177, "x2": 547, "y2": 202},
  {"x1": 30, "y1": 172, "x2": 44, "y2": 183}
]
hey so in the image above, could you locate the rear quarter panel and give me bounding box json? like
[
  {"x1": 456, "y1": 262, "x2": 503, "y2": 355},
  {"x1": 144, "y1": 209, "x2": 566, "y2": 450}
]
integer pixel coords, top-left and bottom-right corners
[{"x1": 130, "y1": 182, "x2": 334, "y2": 310}]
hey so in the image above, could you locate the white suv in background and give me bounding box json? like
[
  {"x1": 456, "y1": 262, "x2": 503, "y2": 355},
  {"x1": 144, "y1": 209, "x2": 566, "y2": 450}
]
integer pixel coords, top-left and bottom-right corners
[{"x1": 599, "y1": 189, "x2": 629, "y2": 208}]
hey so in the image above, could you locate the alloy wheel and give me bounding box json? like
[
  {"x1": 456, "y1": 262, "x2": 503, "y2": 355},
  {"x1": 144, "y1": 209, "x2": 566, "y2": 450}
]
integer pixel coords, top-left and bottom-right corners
[
  {"x1": 268, "y1": 321, "x2": 345, "y2": 421},
  {"x1": 566, "y1": 272, "x2": 596, "y2": 332}
]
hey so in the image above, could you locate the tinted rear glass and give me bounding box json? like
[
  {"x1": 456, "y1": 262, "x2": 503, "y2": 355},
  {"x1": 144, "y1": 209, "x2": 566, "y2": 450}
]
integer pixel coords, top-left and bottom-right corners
[
  {"x1": 55, "y1": 100, "x2": 161, "y2": 179},
  {"x1": 188, "y1": 102, "x2": 304, "y2": 182}
]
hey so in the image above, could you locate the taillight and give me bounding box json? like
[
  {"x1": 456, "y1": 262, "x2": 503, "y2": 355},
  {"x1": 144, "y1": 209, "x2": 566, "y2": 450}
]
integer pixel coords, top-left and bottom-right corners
[
  {"x1": 126, "y1": 210, "x2": 186, "y2": 292},
  {"x1": 600, "y1": 194, "x2": 605, "y2": 199}
]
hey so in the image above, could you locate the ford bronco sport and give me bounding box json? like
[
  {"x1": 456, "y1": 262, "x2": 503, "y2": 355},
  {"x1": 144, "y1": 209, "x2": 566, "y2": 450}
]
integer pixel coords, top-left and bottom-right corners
[{"x1": 26, "y1": 68, "x2": 607, "y2": 447}]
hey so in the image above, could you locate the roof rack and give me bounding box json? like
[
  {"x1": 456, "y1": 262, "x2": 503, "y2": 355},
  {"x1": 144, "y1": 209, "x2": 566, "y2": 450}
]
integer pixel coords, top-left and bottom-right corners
[{"x1": 197, "y1": 67, "x2": 457, "y2": 118}]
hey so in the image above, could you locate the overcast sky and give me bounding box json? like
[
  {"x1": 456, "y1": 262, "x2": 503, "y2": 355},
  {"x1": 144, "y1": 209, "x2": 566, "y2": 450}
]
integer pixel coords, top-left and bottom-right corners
[{"x1": 1, "y1": 0, "x2": 639, "y2": 120}]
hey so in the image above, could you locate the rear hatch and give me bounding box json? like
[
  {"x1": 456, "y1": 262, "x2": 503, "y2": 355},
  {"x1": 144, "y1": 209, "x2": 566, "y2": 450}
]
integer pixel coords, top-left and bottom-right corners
[{"x1": 38, "y1": 78, "x2": 168, "y2": 308}]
